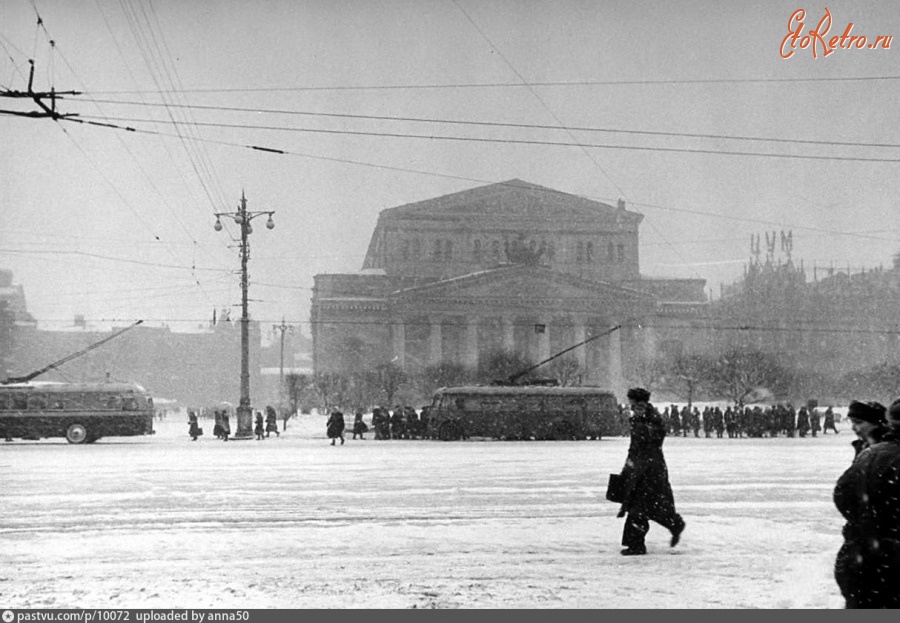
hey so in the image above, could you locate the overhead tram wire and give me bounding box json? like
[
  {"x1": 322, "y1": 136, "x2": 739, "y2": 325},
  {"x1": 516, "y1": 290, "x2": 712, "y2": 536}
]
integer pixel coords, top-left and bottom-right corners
[
  {"x1": 142, "y1": 0, "x2": 232, "y2": 212},
  {"x1": 23, "y1": 6, "x2": 227, "y2": 313},
  {"x1": 75, "y1": 115, "x2": 900, "y2": 165},
  {"x1": 77, "y1": 99, "x2": 900, "y2": 151},
  {"x1": 62, "y1": 116, "x2": 900, "y2": 248},
  {"x1": 83, "y1": 74, "x2": 900, "y2": 95},
  {"x1": 0, "y1": 247, "x2": 235, "y2": 273},
  {"x1": 118, "y1": 0, "x2": 238, "y2": 297},
  {"x1": 116, "y1": 0, "x2": 231, "y2": 218},
  {"x1": 93, "y1": 0, "x2": 225, "y2": 230},
  {"x1": 41, "y1": 316, "x2": 900, "y2": 339}
]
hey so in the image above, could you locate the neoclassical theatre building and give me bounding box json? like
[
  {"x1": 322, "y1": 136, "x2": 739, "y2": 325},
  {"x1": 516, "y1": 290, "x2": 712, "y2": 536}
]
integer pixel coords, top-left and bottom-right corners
[{"x1": 310, "y1": 179, "x2": 709, "y2": 398}]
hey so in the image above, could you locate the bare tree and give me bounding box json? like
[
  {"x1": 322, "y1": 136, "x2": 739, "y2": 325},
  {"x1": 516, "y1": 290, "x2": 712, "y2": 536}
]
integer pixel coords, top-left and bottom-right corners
[
  {"x1": 313, "y1": 371, "x2": 350, "y2": 412},
  {"x1": 416, "y1": 362, "x2": 472, "y2": 399},
  {"x1": 371, "y1": 361, "x2": 407, "y2": 407},
  {"x1": 283, "y1": 372, "x2": 313, "y2": 430},
  {"x1": 707, "y1": 349, "x2": 792, "y2": 408},
  {"x1": 476, "y1": 348, "x2": 533, "y2": 384},
  {"x1": 628, "y1": 358, "x2": 668, "y2": 394},
  {"x1": 545, "y1": 356, "x2": 582, "y2": 387},
  {"x1": 658, "y1": 354, "x2": 712, "y2": 410}
]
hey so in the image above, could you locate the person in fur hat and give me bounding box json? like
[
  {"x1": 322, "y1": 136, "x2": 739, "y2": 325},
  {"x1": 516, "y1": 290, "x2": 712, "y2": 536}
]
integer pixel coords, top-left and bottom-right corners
[{"x1": 833, "y1": 400, "x2": 900, "y2": 608}]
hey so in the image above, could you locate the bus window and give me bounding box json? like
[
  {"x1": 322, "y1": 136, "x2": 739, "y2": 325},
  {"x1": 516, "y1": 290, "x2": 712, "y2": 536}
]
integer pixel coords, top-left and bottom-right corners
[
  {"x1": 123, "y1": 397, "x2": 138, "y2": 411},
  {"x1": 105, "y1": 395, "x2": 123, "y2": 410},
  {"x1": 12, "y1": 394, "x2": 27, "y2": 410},
  {"x1": 27, "y1": 395, "x2": 48, "y2": 410},
  {"x1": 0, "y1": 394, "x2": 9, "y2": 410}
]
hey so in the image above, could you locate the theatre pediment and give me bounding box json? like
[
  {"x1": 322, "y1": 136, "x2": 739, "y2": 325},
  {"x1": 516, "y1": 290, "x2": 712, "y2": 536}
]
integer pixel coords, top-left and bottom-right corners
[{"x1": 384, "y1": 179, "x2": 641, "y2": 224}]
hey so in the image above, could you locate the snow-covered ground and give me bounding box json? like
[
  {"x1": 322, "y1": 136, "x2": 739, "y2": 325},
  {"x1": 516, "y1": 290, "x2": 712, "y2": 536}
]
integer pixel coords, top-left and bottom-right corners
[{"x1": 1, "y1": 414, "x2": 855, "y2": 608}]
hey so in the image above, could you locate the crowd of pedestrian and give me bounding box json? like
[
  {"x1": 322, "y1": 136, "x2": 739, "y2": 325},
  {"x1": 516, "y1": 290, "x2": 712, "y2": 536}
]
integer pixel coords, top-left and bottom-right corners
[
  {"x1": 187, "y1": 405, "x2": 284, "y2": 442},
  {"x1": 323, "y1": 405, "x2": 433, "y2": 445},
  {"x1": 658, "y1": 403, "x2": 840, "y2": 438}
]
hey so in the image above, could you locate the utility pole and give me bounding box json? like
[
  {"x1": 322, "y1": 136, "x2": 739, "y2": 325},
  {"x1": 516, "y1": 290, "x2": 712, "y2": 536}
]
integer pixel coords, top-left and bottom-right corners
[
  {"x1": 273, "y1": 317, "x2": 294, "y2": 409},
  {"x1": 214, "y1": 192, "x2": 275, "y2": 439}
]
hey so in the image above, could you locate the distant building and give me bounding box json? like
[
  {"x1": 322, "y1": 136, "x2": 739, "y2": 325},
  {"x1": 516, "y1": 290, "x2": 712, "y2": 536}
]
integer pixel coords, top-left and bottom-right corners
[
  {"x1": 0, "y1": 269, "x2": 37, "y2": 378},
  {"x1": 715, "y1": 248, "x2": 900, "y2": 380},
  {"x1": 311, "y1": 179, "x2": 709, "y2": 398},
  {"x1": 5, "y1": 311, "x2": 263, "y2": 409}
]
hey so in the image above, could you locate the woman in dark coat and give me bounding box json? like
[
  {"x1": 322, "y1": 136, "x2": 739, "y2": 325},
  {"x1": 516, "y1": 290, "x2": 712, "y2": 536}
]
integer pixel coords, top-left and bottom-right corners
[
  {"x1": 824, "y1": 407, "x2": 839, "y2": 434},
  {"x1": 213, "y1": 410, "x2": 224, "y2": 439},
  {"x1": 187, "y1": 410, "x2": 202, "y2": 441},
  {"x1": 265, "y1": 405, "x2": 280, "y2": 437},
  {"x1": 833, "y1": 400, "x2": 900, "y2": 608},
  {"x1": 326, "y1": 409, "x2": 345, "y2": 445},
  {"x1": 352, "y1": 411, "x2": 368, "y2": 439},
  {"x1": 616, "y1": 387, "x2": 686, "y2": 556},
  {"x1": 220, "y1": 410, "x2": 230, "y2": 441},
  {"x1": 254, "y1": 411, "x2": 265, "y2": 440}
]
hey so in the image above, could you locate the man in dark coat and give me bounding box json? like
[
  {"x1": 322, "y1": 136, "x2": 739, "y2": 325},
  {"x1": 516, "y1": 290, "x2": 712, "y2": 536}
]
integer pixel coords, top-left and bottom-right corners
[
  {"x1": 616, "y1": 387, "x2": 686, "y2": 556},
  {"x1": 833, "y1": 400, "x2": 900, "y2": 608}
]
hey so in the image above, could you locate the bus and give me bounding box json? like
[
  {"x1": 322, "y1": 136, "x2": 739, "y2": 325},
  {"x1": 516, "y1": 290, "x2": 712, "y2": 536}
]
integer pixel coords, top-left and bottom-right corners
[
  {"x1": 427, "y1": 385, "x2": 621, "y2": 441},
  {"x1": 0, "y1": 382, "x2": 156, "y2": 444}
]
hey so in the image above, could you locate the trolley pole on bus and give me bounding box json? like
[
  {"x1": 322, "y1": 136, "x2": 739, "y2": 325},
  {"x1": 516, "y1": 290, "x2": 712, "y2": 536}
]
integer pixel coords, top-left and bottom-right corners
[{"x1": 214, "y1": 191, "x2": 274, "y2": 440}]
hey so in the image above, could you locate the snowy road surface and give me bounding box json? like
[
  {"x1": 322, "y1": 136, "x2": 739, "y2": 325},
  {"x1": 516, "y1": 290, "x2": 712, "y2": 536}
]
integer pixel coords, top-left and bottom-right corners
[{"x1": 1, "y1": 416, "x2": 853, "y2": 608}]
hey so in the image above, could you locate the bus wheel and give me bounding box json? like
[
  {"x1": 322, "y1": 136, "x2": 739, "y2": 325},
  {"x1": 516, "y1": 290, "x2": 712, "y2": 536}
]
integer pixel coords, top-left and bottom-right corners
[{"x1": 65, "y1": 423, "x2": 89, "y2": 444}]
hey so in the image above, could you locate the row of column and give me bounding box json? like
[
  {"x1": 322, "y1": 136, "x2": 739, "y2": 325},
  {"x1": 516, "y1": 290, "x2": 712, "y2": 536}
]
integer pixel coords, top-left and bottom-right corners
[{"x1": 390, "y1": 315, "x2": 624, "y2": 389}]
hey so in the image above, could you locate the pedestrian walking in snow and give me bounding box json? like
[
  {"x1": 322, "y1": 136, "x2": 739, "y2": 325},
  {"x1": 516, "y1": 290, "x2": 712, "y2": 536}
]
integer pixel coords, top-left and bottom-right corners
[
  {"x1": 254, "y1": 411, "x2": 265, "y2": 440},
  {"x1": 188, "y1": 410, "x2": 202, "y2": 441},
  {"x1": 614, "y1": 387, "x2": 686, "y2": 556},
  {"x1": 833, "y1": 400, "x2": 900, "y2": 608},
  {"x1": 327, "y1": 409, "x2": 345, "y2": 445},
  {"x1": 213, "y1": 410, "x2": 224, "y2": 439},
  {"x1": 810, "y1": 408, "x2": 821, "y2": 437},
  {"x1": 824, "y1": 407, "x2": 839, "y2": 434},
  {"x1": 352, "y1": 411, "x2": 368, "y2": 439},
  {"x1": 372, "y1": 407, "x2": 386, "y2": 439},
  {"x1": 221, "y1": 410, "x2": 231, "y2": 441},
  {"x1": 796, "y1": 407, "x2": 810, "y2": 438},
  {"x1": 265, "y1": 405, "x2": 280, "y2": 437}
]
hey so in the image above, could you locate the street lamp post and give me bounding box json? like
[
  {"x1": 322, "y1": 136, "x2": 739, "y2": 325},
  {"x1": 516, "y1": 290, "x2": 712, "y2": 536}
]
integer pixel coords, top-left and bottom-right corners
[
  {"x1": 273, "y1": 317, "x2": 294, "y2": 411},
  {"x1": 214, "y1": 191, "x2": 274, "y2": 439}
]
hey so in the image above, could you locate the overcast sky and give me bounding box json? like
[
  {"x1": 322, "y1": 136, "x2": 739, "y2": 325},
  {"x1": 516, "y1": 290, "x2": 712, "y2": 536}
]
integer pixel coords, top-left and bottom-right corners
[{"x1": 2, "y1": 0, "x2": 899, "y2": 336}]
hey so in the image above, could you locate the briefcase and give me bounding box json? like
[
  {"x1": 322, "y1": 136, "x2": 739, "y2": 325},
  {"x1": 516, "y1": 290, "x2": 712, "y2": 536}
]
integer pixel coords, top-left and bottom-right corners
[{"x1": 606, "y1": 473, "x2": 626, "y2": 503}]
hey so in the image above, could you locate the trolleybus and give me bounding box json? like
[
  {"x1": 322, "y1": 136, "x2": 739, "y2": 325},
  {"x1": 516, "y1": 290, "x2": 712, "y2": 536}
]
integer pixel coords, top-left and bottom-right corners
[
  {"x1": 427, "y1": 385, "x2": 620, "y2": 441},
  {"x1": 0, "y1": 381, "x2": 155, "y2": 444}
]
